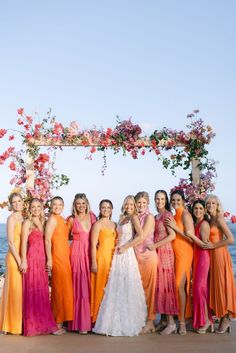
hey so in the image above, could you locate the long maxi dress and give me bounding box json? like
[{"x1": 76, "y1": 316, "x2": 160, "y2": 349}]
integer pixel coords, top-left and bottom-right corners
[
  {"x1": 209, "y1": 226, "x2": 236, "y2": 319},
  {"x1": 51, "y1": 214, "x2": 73, "y2": 324},
  {"x1": 68, "y1": 212, "x2": 96, "y2": 332},
  {"x1": 0, "y1": 222, "x2": 22, "y2": 334},
  {"x1": 93, "y1": 221, "x2": 147, "y2": 336},
  {"x1": 134, "y1": 211, "x2": 158, "y2": 322},
  {"x1": 192, "y1": 220, "x2": 211, "y2": 329},
  {"x1": 172, "y1": 206, "x2": 193, "y2": 319},
  {"x1": 154, "y1": 211, "x2": 178, "y2": 316},
  {"x1": 91, "y1": 228, "x2": 116, "y2": 324},
  {"x1": 23, "y1": 228, "x2": 57, "y2": 336}
]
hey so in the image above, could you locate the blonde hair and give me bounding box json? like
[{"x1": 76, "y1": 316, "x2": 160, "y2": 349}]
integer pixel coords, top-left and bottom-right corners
[
  {"x1": 72, "y1": 193, "x2": 91, "y2": 215},
  {"x1": 8, "y1": 192, "x2": 23, "y2": 212},
  {"x1": 205, "y1": 194, "x2": 224, "y2": 215},
  {"x1": 119, "y1": 195, "x2": 137, "y2": 222},
  {"x1": 27, "y1": 198, "x2": 45, "y2": 227},
  {"x1": 134, "y1": 191, "x2": 150, "y2": 204}
]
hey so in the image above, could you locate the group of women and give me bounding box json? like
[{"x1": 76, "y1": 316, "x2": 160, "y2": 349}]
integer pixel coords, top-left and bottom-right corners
[{"x1": 0, "y1": 189, "x2": 235, "y2": 337}]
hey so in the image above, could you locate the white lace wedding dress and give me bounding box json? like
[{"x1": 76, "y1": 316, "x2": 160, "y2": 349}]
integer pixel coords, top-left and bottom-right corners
[{"x1": 93, "y1": 221, "x2": 147, "y2": 336}]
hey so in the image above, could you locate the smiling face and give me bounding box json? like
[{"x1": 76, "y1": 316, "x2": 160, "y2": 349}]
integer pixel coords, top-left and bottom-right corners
[
  {"x1": 206, "y1": 197, "x2": 218, "y2": 216},
  {"x1": 75, "y1": 198, "x2": 88, "y2": 215},
  {"x1": 193, "y1": 202, "x2": 205, "y2": 221},
  {"x1": 136, "y1": 197, "x2": 148, "y2": 214},
  {"x1": 171, "y1": 193, "x2": 184, "y2": 210},
  {"x1": 51, "y1": 198, "x2": 64, "y2": 215},
  {"x1": 100, "y1": 201, "x2": 113, "y2": 219},
  {"x1": 11, "y1": 195, "x2": 23, "y2": 213},
  {"x1": 124, "y1": 198, "x2": 135, "y2": 216},
  {"x1": 155, "y1": 192, "x2": 166, "y2": 211}
]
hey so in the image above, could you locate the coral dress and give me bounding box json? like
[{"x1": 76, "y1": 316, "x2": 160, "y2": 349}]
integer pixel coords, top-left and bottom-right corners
[
  {"x1": 209, "y1": 225, "x2": 236, "y2": 318},
  {"x1": 135, "y1": 212, "x2": 158, "y2": 321},
  {"x1": 172, "y1": 206, "x2": 193, "y2": 319},
  {"x1": 0, "y1": 222, "x2": 22, "y2": 334},
  {"x1": 154, "y1": 211, "x2": 178, "y2": 315},
  {"x1": 93, "y1": 221, "x2": 147, "y2": 336},
  {"x1": 23, "y1": 228, "x2": 57, "y2": 336},
  {"x1": 68, "y1": 212, "x2": 96, "y2": 332},
  {"x1": 91, "y1": 228, "x2": 116, "y2": 323},
  {"x1": 51, "y1": 215, "x2": 73, "y2": 323},
  {"x1": 192, "y1": 220, "x2": 211, "y2": 329}
]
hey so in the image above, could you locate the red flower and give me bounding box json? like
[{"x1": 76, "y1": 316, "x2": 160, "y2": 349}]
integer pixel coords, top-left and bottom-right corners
[
  {"x1": 9, "y1": 135, "x2": 15, "y2": 141},
  {"x1": 17, "y1": 107, "x2": 24, "y2": 115},
  {"x1": 26, "y1": 115, "x2": 33, "y2": 124},
  {"x1": 141, "y1": 149, "x2": 145, "y2": 155},
  {"x1": 224, "y1": 211, "x2": 230, "y2": 218},
  {"x1": 17, "y1": 118, "x2": 24, "y2": 125},
  {"x1": 9, "y1": 161, "x2": 16, "y2": 171},
  {"x1": 231, "y1": 215, "x2": 236, "y2": 224},
  {"x1": 0, "y1": 129, "x2": 7, "y2": 138},
  {"x1": 90, "y1": 146, "x2": 96, "y2": 153}
]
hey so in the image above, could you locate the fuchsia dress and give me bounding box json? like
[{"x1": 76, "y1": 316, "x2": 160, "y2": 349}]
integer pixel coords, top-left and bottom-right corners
[
  {"x1": 192, "y1": 220, "x2": 211, "y2": 329},
  {"x1": 154, "y1": 211, "x2": 178, "y2": 315},
  {"x1": 23, "y1": 228, "x2": 57, "y2": 336},
  {"x1": 68, "y1": 212, "x2": 96, "y2": 332}
]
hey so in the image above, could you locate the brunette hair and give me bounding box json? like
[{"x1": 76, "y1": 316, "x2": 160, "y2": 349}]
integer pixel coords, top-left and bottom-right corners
[
  {"x1": 170, "y1": 189, "x2": 186, "y2": 203},
  {"x1": 191, "y1": 199, "x2": 209, "y2": 224},
  {"x1": 98, "y1": 199, "x2": 113, "y2": 219},
  {"x1": 154, "y1": 190, "x2": 171, "y2": 212}
]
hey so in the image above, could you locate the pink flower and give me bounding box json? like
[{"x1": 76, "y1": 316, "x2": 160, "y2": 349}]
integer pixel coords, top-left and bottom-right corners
[
  {"x1": 231, "y1": 215, "x2": 236, "y2": 223},
  {"x1": 9, "y1": 161, "x2": 16, "y2": 171},
  {"x1": 8, "y1": 135, "x2": 15, "y2": 141},
  {"x1": 90, "y1": 146, "x2": 96, "y2": 153},
  {"x1": 0, "y1": 129, "x2": 7, "y2": 138},
  {"x1": 17, "y1": 108, "x2": 24, "y2": 115}
]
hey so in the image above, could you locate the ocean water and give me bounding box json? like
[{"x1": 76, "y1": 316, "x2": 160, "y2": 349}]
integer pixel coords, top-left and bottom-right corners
[{"x1": 0, "y1": 223, "x2": 236, "y2": 276}]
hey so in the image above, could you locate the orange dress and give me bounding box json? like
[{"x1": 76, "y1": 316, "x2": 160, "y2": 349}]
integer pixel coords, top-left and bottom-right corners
[
  {"x1": 51, "y1": 215, "x2": 73, "y2": 323},
  {"x1": 0, "y1": 222, "x2": 22, "y2": 334},
  {"x1": 172, "y1": 206, "x2": 193, "y2": 319},
  {"x1": 209, "y1": 226, "x2": 236, "y2": 318},
  {"x1": 91, "y1": 228, "x2": 116, "y2": 323}
]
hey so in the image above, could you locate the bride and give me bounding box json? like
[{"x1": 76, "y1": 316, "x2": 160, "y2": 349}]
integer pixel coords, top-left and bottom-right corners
[{"x1": 93, "y1": 195, "x2": 147, "y2": 336}]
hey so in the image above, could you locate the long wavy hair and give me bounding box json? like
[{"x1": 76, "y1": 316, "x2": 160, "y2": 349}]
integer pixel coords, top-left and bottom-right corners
[
  {"x1": 8, "y1": 192, "x2": 23, "y2": 211},
  {"x1": 191, "y1": 199, "x2": 210, "y2": 224},
  {"x1": 119, "y1": 195, "x2": 137, "y2": 223},
  {"x1": 71, "y1": 193, "x2": 91, "y2": 216},
  {"x1": 27, "y1": 198, "x2": 45, "y2": 228}
]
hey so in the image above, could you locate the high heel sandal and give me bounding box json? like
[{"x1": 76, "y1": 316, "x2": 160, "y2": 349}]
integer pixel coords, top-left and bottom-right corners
[
  {"x1": 196, "y1": 322, "x2": 214, "y2": 334},
  {"x1": 155, "y1": 321, "x2": 167, "y2": 332},
  {"x1": 141, "y1": 324, "x2": 156, "y2": 334},
  {"x1": 216, "y1": 318, "x2": 231, "y2": 334},
  {"x1": 160, "y1": 323, "x2": 177, "y2": 336},
  {"x1": 178, "y1": 322, "x2": 187, "y2": 336}
]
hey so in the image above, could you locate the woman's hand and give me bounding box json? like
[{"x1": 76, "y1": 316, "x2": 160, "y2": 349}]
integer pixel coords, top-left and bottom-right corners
[
  {"x1": 147, "y1": 244, "x2": 156, "y2": 251},
  {"x1": 91, "y1": 262, "x2": 98, "y2": 273},
  {"x1": 117, "y1": 246, "x2": 126, "y2": 254},
  {"x1": 20, "y1": 260, "x2": 27, "y2": 273},
  {"x1": 164, "y1": 216, "x2": 176, "y2": 230},
  {"x1": 202, "y1": 241, "x2": 215, "y2": 249},
  {"x1": 46, "y1": 259, "x2": 52, "y2": 272}
]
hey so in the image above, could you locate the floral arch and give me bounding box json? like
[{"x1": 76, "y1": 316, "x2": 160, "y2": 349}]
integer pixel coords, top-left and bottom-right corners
[{"x1": 0, "y1": 108, "x2": 217, "y2": 211}]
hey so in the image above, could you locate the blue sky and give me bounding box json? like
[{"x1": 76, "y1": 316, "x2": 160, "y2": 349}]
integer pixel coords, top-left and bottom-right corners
[{"x1": 0, "y1": 0, "x2": 235, "y2": 220}]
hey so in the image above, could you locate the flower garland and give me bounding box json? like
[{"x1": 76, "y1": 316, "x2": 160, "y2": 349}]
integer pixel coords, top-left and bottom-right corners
[{"x1": 0, "y1": 108, "x2": 216, "y2": 210}]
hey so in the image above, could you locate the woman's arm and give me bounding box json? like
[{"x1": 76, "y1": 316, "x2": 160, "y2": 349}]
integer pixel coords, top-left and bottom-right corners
[
  {"x1": 6, "y1": 216, "x2": 21, "y2": 267},
  {"x1": 67, "y1": 216, "x2": 73, "y2": 240},
  {"x1": 44, "y1": 215, "x2": 56, "y2": 271},
  {"x1": 117, "y1": 215, "x2": 144, "y2": 254},
  {"x1": 91, "y1": 222, "x2": 100, "y2": 272},
  {"x1": 187, "y1": 221, "x2": 210, "y2": 247},
  {"x1": 165, "y1": 211, "x2": 193, "y2": 243},
  {"x1": 149, "y1": 222, "x2": 176, "y2": 250},
  {"x1": 20, "y1": 220, "x2": 31, "y2": 273},
  {"x1": 203, "y1": 215, "x2": 234, "y2": 249}
]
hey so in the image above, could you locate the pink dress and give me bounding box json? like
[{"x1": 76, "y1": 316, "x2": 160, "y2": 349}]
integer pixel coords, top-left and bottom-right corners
[
  {"x1": 68, "y1": 212, "x2": 96, "y2": 332},
  {"x1": 134, "y1": 211, "x2": 158, "y2": 321},
  {"x1": 23, "y1": 228, "x2": 57, "y2": 336},
  {"x1": 154, "y1": 211, "x2": 178, "y2": 315},
  {"x1": 192, "y1": 220, "x2": 211, "y2": 329}
]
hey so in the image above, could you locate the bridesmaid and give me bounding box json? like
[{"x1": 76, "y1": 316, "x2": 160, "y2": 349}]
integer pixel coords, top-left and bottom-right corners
[
  {"x1": 134, "y1": 191, "x2": 158, "y2": 334},
  {"x1": 67, "y1": 193, "x2": 96, "y2": 334},
  {"x1": 0, "y1": 192, "x2": 24, "y2": 334},
  {"x1": 45, "y1": 196, "x2": 73, "y2": 330},
  {"x1": 187, "y1": 200, "x2": 213, "y2": 333},
  {"x1": 203, "y1": 194, "x2": 236, "y2": 333},
  {"x1": 165, "y1": 190, "x2": 194, "y2": 335},
  {"x1": 90, "y1": 199, "x2": 117, "y2": 324},
  {"x1": 21, "y1": 198, "x2": 61, "y2": 336},
  {"x1": 148, "y1": 190, "x2": 178, "y2": 335}
]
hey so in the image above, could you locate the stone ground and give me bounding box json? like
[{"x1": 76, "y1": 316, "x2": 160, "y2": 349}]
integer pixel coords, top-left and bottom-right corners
[{"x1": 0, "y1": 322, "x2": 235, "y2": 353}]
